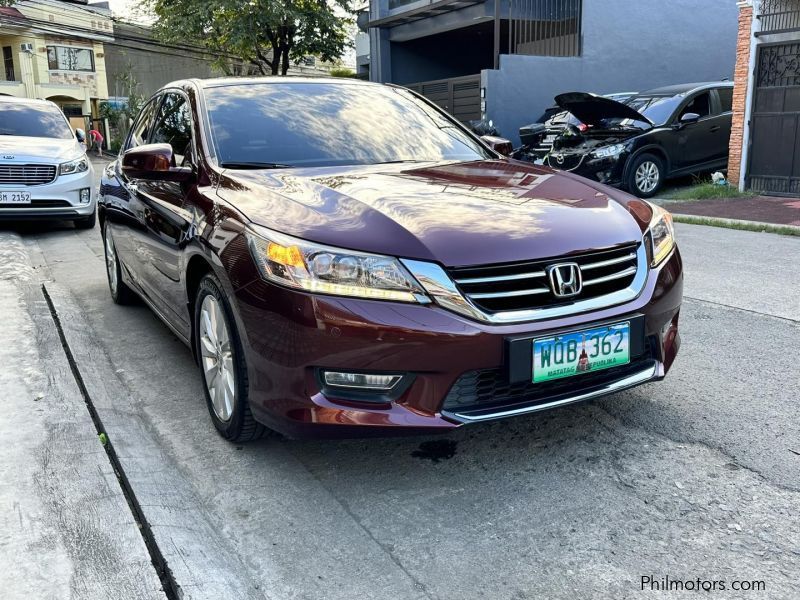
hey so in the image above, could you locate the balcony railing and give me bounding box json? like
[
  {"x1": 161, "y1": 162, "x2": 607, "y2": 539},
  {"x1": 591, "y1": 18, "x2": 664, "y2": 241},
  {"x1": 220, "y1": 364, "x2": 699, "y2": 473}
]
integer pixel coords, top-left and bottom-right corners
[
  {"x1": 757, "y1": 0, "x2": 800, "y2": 35},
  {"x1": 509, "y1": 0, "x2": 582, "y2": 57}
]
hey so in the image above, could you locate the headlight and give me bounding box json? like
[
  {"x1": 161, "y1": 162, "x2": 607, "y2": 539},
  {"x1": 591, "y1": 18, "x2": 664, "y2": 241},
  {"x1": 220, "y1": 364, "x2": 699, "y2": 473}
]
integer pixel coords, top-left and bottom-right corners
[
  {"x1": 60, "y1": 157, "x2": 89, "y2": 175},
  {"x1": 646, "y1": 204, "x2": 675, "y2": 267},
  {"x1": 245, "y1": 225, "x2": 428, "y2": 303},
  {"x1": 591, "y1": 144, "x2": 626, "y2": 159}
]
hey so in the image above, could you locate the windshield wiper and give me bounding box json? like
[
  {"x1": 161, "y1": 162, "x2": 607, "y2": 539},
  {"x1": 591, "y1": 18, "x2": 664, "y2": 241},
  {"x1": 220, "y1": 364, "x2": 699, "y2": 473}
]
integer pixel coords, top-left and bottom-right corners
[{"x1": 220, "y1": 161, "x2": 293, "y2": 169}]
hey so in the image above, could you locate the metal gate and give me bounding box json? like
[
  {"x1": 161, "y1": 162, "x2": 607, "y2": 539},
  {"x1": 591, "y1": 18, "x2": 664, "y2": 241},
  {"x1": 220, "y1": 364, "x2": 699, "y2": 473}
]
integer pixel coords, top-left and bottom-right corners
[
  {"x1": 405, "y1": 75, "x2": 481, "y2": 124},
  {"x1": 747, "y1": 42, "x2": 800, "y2": 195}
]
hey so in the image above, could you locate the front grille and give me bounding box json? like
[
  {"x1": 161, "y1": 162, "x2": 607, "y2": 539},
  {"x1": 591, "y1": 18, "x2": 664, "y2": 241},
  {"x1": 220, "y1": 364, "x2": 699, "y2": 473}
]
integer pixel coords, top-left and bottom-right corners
[
  {"x1": 0, "y1": 199, "x2": 71, "y2": 208},
  {"x1": 443, "y1": 358, "x2": 657, "y2": 413},
  {"x1": 0, "y1": 164, "x2": 58, "y2": 186},
  {"x1": 449, "y1": 244, "x2": 640, "y2": 314}
]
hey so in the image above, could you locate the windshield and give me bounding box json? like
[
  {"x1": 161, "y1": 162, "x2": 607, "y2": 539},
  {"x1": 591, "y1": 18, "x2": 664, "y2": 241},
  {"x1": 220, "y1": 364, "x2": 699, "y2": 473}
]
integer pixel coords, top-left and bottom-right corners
[
  {"x1": 623, "y1": 95, "x2": 683, "y2": 126},
  {"x1": 204, "y1": 82, "x2": 492, "y2": 168},
  {"x1": 0, "y1": 103, "x2": 74, "y2": 139}
]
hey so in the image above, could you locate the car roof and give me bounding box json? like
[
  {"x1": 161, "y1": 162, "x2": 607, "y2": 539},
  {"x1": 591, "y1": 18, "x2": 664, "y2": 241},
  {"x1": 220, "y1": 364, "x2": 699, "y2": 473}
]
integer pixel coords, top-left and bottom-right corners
[
  {"x1": 0, "y1": 95, "x2": 59, "y2": 107},
  {"x1": 639, "y1": 81, "x2": 733, "y2": 97},
  {"x1": 162, "y1": 76, "x2": 380, "y2": 91}
]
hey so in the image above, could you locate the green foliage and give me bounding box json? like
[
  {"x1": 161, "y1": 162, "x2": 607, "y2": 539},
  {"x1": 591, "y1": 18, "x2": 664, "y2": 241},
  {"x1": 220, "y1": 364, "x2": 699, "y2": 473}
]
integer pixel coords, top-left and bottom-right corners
[
  {"x1": 101, "y1": 61, "x2": 145, "y2": 143},
  {"x1": 328, "y1": 67, "x2": 356, "y2": 78},
  {"x1": 139, "y1": 0, "x2": 353, "y2": 76},
  {"x1": 663, "y1": 183, "x2": 757, "y2": 201}
]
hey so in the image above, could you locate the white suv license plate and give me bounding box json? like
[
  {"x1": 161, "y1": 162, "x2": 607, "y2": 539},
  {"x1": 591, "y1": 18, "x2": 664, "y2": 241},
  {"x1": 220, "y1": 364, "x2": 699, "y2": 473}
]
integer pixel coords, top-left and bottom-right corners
[{"x1": 0, "y1": 191, "x2": 31, "y2": 204}]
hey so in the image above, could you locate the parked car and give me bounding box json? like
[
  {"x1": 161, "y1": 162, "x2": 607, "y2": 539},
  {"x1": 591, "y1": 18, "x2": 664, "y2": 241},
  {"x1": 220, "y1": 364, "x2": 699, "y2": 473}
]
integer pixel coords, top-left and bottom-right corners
[
  {"x1": 0, "y1": 96, "x2": 96, "y2": 228},
  {"x1": 517, "y1": 92, "x2": 637, "y2": 161},
  {"x1": 536, "y1": 82, "x2": 734, "y2": 197},
  {"x1": 99, "y1": 78, "x2": 683, "y2": 441}
]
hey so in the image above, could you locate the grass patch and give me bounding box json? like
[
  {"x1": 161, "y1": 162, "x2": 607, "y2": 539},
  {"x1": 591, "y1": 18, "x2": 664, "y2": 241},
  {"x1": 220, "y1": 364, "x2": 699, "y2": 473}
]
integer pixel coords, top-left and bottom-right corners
[
  {"x1": 674, "y1": 215, "x2": 800, "y2": 237},
  {"x1": 662, "y1": 183, "x2": 757, "y2": 201}
]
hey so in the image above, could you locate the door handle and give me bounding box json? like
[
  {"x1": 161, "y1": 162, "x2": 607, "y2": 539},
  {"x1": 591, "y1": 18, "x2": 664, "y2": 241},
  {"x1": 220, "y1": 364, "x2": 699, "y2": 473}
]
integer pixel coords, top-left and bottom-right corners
[{"x1": 710, "y1": 125, "x2": 721, "y2": 133}]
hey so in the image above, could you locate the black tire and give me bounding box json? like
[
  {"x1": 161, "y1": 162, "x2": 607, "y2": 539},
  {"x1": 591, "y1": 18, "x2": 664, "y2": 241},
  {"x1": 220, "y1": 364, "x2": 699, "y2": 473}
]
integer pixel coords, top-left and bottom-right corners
[
  {"x1": 102, "y1": 221, "x2": 137, "y2": 305},
  {"x1": 627, "y1": 153, "x2": 665, "y2": 198},
  {"x1": 194, "y1": 274, "x2": 265, "y2": 443},
  {"x1": 75, "y1": 209, "x2": 97, "y2": 229}
]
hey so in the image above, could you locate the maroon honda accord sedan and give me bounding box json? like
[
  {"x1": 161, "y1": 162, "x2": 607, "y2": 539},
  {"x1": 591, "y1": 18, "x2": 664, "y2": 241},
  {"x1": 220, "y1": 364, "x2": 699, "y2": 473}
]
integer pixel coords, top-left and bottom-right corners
[{"x1": 98, "y1": 78, "x2": 682, "y2": 441}]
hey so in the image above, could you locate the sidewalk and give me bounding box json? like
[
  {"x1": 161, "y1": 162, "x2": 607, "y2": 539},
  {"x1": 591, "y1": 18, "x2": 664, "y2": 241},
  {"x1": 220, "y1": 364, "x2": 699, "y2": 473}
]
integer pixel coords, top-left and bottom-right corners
[
  {"x1": 659, "y1": 194, "x2": 800, "y2": 227},
  {"x1": 0, "y1": 232, "x2": 167, "y2": 600}
]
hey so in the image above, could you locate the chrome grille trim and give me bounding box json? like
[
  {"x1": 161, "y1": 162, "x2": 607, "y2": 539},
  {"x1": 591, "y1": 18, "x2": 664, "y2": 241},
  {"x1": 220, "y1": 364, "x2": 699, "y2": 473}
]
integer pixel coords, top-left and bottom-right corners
[
  {"x1": 0, "y1": 163, "x2": 58, "y2": 186},
  {"x1": 402, "y1": 243, "x2": 650, "y2": 325},
  {"x1": 580, "y1": 252, "x2": 637, "y2": 271},
  {"x1": 454, "y1": 270, "x2": 546, "y2": 285},
  {"x1": 469, "y1": 287, "x2": 549, "y2": 300},
  {"x1": 583, "y1": 266, "x2": 638, "y2": 287}
]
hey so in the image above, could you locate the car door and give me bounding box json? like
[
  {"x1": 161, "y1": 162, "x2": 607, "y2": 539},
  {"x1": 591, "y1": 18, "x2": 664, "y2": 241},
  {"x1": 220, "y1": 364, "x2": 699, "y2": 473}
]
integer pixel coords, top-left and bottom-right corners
[
  {"x1": 127, "y1": 90, "x2": 197, "y2": 333},
  {"x1": 107, "y1": 96, "x2": 160, "y2": 284},
  {"x1": 670, "y1": 91, "x2": 720, "y2": 170},
  {"x1": 709, "y1": 87, "x2": 733, "y2": 164}
]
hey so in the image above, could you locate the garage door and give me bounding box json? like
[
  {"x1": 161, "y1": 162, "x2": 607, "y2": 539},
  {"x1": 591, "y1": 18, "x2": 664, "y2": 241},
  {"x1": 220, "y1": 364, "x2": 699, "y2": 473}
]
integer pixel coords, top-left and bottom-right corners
[
  {"x1": 747, "y1": 42, "x2": 800, "y2": 195},
  {"x1": 405, "y1": 75, "x2": 481, "y2": 124}
]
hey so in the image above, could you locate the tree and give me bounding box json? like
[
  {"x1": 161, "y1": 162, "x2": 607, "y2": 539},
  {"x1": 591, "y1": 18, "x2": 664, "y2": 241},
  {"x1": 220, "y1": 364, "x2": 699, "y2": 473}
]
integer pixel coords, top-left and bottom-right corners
[{"x1": 140, "y1": 0, "x2": 353, "y2": 76}]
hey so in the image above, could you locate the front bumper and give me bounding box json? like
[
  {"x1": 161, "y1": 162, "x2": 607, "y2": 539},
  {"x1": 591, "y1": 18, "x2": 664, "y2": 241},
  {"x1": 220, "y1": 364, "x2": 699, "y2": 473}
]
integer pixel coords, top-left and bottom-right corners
[
  {"x1": 0, "y1": 168, "x2": 96, "y2": 221},
  {"x1": 569, "y1": 153, "x2": 628, "y2": 187},
  {"x1": 232, "y1": 248, "x2": 683, "y2": 439}
]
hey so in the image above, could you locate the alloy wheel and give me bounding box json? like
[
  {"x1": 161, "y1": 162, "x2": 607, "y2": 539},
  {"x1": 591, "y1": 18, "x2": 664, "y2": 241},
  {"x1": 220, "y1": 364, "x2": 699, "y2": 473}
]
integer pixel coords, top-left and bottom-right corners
[
  {"x1": 105, "y1": 230, "x2": 118, "y2": 296},
  {"x1": 635, "y1": 161, "x2": 660, "y2": 194},
  {"x1": 199, "y1": 295, "x2": 236, "y2": 422}
]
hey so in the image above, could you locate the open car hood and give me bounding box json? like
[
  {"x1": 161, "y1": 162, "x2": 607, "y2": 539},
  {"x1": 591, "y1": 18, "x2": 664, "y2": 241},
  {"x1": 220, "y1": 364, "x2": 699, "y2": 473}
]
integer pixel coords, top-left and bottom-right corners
[{"x1": 554, "y1": 92, "x2": 654, "y2": 127}]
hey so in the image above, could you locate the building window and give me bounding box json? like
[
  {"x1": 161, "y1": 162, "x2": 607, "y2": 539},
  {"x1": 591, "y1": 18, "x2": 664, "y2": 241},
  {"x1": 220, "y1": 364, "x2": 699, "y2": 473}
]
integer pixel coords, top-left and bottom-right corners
[
  {"x1": 388, "y1": 0, "x2": 420, "y2": 9},
  {"x1": 509, "y1": 0, "x2": 583, "y2": 57},
  {"x1": 3, "y1": 46, "x2": 14, "y2": 81},
  {"x1": 46, "y1": 45, "x2": 95, "y2": 72}
]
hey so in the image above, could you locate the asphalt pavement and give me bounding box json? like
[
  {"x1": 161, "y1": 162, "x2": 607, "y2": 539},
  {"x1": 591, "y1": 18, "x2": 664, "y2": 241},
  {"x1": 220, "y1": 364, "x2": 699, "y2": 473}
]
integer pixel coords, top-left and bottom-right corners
[{"x1": 0, "y1": 204, "x2": 798, "y2": 599}]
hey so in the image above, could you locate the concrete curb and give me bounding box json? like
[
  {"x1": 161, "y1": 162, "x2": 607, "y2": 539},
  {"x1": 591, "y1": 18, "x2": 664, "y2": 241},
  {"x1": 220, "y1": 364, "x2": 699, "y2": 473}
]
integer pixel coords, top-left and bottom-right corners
[{"x1": 672, "y1": 213, "x2": 800, "y2": 235}]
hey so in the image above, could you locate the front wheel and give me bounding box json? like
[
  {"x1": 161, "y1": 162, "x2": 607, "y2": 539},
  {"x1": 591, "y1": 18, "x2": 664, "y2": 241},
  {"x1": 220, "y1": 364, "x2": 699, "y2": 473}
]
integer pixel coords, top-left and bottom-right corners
[
  {"x1": 627, "y1": 153, "x2": 664, "y2": 198},
  {"x1": 103, "y1": 222, "x2": 136, "y2": 305},
  {"x1": 75, "y1": 209, "x2": 97, "y2": 229},
  {"x1": 194, "y1": 274, "x2": 265, "y2": 442}
]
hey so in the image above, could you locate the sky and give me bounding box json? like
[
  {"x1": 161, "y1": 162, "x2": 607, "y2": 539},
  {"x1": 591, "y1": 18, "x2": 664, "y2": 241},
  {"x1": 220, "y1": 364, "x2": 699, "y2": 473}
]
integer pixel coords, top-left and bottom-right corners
[{"x1": 103, "y1": 0, "x2": 148, "y2": 22}]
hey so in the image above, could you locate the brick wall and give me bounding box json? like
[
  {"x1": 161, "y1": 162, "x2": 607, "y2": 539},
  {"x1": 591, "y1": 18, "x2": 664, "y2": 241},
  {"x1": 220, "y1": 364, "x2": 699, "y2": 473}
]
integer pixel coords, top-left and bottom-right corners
[{"x1": 728, "y1": 3, "x2": 754, "y2": 187}]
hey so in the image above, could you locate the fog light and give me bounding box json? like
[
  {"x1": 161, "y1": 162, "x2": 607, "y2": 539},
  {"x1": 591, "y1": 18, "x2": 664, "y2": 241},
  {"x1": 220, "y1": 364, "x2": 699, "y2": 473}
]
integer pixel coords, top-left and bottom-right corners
[
  {"x1": 323, "y1": 371, "x2": 402, "y2": 390},
  {"x1": 79, "y1": 188, "x2": 91, "y2": 204}
]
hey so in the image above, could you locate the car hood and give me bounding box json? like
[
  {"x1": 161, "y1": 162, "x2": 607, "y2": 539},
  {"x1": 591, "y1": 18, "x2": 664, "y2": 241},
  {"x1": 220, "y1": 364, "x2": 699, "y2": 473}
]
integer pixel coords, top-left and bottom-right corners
[
  {"x1": 0, "y1": 136, "x2": 85, "y2": 163},
  {"x1": 218, "y1": 160, "x2": 652, "y2": 268},
  {"x1": 554, "y1": 92, "x2": 653, "y2": 128}
]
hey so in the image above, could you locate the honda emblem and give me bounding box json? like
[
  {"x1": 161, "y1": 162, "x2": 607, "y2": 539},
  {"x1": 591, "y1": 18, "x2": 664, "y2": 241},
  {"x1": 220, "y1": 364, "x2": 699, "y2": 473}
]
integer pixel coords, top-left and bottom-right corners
[{"x1": 546, "y1": 263, "x2": 582, "y2": 298}]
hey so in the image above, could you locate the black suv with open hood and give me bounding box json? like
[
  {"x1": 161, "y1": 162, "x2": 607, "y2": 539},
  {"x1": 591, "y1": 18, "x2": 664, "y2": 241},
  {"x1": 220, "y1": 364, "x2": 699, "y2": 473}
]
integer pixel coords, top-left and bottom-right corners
[{"x1": 540, "y1": 82, "x2": 733, "y2": 197}]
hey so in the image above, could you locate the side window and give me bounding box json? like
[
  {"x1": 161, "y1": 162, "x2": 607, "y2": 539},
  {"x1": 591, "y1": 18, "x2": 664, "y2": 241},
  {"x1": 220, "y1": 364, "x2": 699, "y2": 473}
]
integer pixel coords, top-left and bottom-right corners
[
  {"x1": 150, "y1": 92, "x2": 193, "y2": 166},
  {"x1": 127, "y1": 98, "x2": 158, "y2": 150},
  {"x1": 717, "y1": 88, "x2": 733, "y2": 113},
  {"x1": 680, "y1": 92, "x2": 711, "y2": 120}
]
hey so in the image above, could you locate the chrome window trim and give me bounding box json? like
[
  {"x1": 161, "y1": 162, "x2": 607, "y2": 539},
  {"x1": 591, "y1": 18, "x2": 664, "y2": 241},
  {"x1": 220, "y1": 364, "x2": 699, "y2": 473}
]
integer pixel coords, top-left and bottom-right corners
[{"x1": 402, "y1": 243, "x2": 650, "y2": 325}]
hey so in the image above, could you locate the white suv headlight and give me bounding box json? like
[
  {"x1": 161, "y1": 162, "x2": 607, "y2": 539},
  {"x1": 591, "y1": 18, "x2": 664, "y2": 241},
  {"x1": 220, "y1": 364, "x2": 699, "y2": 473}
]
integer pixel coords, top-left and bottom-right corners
[
  {"x1": 60, "y1": 157, "x2": 89, "y2": 176},
  {"x1": 646, "y1": 203, "x2": 675, "y2": 267},
  {"x1": 246, "y1": 225, "x2": 428, "y2": 303}
]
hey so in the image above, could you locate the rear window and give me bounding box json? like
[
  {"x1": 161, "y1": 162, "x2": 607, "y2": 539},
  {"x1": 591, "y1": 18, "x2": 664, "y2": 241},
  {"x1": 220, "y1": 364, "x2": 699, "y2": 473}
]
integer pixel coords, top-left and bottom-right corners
[{"x1": 0, "y1": 103, "x2": 73, "y2": 139}]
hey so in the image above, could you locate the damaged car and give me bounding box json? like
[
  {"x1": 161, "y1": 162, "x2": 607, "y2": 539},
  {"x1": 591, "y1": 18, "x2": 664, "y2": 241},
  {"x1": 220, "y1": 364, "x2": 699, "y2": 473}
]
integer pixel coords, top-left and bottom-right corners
[{"x1": 535, "y1": 82, "x2": 733, "y2": 197}]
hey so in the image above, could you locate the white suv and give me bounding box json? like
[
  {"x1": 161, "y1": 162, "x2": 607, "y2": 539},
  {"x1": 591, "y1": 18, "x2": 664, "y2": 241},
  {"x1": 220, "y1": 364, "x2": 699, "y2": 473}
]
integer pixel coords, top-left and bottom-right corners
[{"x1": 0, "y1": 96, "x2": 96, "y2": 228}]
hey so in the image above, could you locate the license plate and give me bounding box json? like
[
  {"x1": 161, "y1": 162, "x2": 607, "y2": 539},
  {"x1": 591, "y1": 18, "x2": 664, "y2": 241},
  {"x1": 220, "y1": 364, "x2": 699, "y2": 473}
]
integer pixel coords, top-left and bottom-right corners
[
  {"x1": 0, "y1": 191, "x2": 31, "y2": 204},
  {"x1": 532, "y1": 322, "x2": 630, "y2": 383}
]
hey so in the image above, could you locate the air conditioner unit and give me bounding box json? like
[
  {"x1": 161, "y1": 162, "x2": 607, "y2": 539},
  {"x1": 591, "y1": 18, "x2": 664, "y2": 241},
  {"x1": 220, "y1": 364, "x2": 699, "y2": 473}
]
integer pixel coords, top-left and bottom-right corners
[{"x1": 20, "y1": 43, "x2": 34, "y2": 53}]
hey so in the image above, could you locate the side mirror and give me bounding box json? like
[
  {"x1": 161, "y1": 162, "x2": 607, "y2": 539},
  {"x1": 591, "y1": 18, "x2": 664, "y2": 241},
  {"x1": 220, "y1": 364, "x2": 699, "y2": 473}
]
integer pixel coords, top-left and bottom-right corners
[
  {"x1": 678, "y1": 112, "x2": 700, "y2": 126},
  {"x1": 481, "y1": 135, "x2": 513, "y2": 156},
  {"x1": 121, "y1": 143, "x2": 193, "y2": 182}
]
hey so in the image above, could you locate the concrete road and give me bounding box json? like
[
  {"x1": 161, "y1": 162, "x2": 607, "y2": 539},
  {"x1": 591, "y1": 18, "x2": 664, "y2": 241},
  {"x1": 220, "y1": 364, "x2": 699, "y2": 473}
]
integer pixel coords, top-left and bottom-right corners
[{"x1": 1, "y1": 215, "x2": 798, "y2": 599}]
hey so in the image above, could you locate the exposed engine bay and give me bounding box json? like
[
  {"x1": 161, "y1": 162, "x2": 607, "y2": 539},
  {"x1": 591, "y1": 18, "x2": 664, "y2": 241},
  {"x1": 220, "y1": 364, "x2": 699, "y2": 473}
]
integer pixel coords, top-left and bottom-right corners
[{"x1": 545, "y1": 124, "x2": 638, "y2": 171}]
